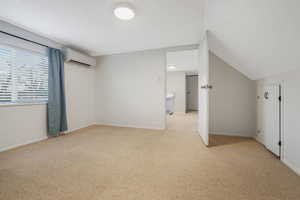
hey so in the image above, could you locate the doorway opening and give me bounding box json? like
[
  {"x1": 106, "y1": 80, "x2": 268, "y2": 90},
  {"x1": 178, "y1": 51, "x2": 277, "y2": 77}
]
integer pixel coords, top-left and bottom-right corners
[{"x1": 165, "y1": 49, "x2": 200, "y2": 133}]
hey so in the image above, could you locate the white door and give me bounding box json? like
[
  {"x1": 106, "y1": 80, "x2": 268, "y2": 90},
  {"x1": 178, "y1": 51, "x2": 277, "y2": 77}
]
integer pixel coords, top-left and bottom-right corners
[
  {"x1": 186, "y1": 75, "x2": 198, "y2": 111},
  {"x1": 262, "y1": 84, "x2": 281, "y2": 156},
  {"x1": 198, "y1": 33, "x2": 209, "y2": 146}
]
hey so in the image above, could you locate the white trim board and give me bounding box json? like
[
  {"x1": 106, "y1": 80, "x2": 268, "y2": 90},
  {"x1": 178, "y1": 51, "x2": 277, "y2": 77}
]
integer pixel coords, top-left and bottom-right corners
[
  {"x1": 253, "y1": 135, "x2": 264, "y2": 145},
  {"x1": 64, "y1": 123, "x2": 96, "y2": 134},
  {"x1": 0, "y1": 136, "x2": 48, "y2": 153},
  {"x1": 282, "y1": 158, "x2": 300, "y2": 176},
  {"x1": 210, "y1": 132, "x2": 254, "y2": 138},
  {"x1": 96, "y1": 123, "x2": 165, "y2": 130},
  {"x1": 0, "y1": 124, "x2": 96, "y2": 153},
  {"x1": 253, "y1": 136, "x2": 299, "y2": 177}
]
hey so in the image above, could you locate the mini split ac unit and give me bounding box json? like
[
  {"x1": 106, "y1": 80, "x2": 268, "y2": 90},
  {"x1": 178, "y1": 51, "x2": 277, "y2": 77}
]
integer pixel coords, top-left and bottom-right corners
[{"x1": 63, "y1": 48, "x2": 96, "y2": 67}]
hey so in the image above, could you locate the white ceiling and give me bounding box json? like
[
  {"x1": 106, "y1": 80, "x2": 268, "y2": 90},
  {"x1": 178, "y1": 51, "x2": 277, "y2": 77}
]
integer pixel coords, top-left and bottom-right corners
[
  {"x1": 0, "y1": 0, "x2": 204, "y2": 56},
  {"x1": 1, "y1": 0, "x2": 300, "y2": 80},
  {"x1": 166, "y1": 50, "x2": 199, "y2": 72},
  {"x1": 206, "y1": 0, "x2": 300, "y2": 80}
]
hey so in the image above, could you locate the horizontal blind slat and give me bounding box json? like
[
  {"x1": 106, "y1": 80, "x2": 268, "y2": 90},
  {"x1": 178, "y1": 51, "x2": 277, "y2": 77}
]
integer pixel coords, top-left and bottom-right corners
[{"x1": 0, "y1": 44, "x2": 48, "y2": 104}]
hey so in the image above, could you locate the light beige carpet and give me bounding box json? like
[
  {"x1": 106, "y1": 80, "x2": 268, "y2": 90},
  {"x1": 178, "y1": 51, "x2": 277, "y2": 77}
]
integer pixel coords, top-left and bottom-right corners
[
  {"x1": 167, "y1": 111, "x2": 198, "y2": 132},
  {"x1": 0, "y1": 125, "x2": 300, "y2": 200}
]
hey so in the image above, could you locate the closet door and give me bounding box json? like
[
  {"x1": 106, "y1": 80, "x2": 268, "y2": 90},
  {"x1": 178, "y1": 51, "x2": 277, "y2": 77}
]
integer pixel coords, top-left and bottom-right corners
[{"x1": 262, "y1": 84, "x2": 280, "y2": 157}]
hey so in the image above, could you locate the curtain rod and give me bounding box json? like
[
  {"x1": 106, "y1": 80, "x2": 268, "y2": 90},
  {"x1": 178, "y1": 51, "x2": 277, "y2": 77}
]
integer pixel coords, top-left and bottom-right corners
[{"x1": 0, "y1": 30, "x2": 50, "y2": 48}]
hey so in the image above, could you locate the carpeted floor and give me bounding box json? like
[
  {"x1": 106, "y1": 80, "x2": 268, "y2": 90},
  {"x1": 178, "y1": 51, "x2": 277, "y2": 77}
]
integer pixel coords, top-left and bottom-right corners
[
  {"x1": 167, "y1": 111, "x2": 198, "y2": 132},
  {"x1": 0, "y1": 124, "x2": 300, "y2": 200}
]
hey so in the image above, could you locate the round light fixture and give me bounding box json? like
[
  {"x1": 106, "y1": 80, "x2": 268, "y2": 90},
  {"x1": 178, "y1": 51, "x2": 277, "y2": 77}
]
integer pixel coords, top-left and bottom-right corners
[
  {"x1": 168, "y1": 65, "x2": 176, "y2": 70},
  {"x1": 114, "y1": 3, "x2": 135, "y2": 20}
]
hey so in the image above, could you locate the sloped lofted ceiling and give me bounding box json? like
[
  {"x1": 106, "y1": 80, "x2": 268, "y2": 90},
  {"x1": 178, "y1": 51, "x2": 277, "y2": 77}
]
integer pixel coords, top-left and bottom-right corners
[
  {"x1": 0, "y1": 0, "x2": 204, "y2": 56},
  {"x1": 206, "y1": 0, "x2": 300, "y2": 80},
  {"x1": 0, "y1": 0, "x2": 299, "y2": 80}
]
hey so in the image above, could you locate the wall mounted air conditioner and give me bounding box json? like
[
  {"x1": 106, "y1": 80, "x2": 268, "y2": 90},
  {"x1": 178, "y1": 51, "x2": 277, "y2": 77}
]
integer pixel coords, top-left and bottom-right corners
[{"x1": 63, "y1": 48, "x2": 96, "y2": 67}]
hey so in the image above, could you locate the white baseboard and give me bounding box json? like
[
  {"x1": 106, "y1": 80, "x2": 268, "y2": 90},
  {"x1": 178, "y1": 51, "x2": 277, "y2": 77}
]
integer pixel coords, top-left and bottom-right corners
[
  {"x1": 210, "y1": 132, "x2": 254, "y2": 138},
  {"x1": 0, "y1": 136, "x2": 48, "y2": 153},
  {"x1": 252, "y1": 137, "x2": 299, "y2": 177},
  {"x1": 96, "y1": 122, "x2": 165, "y2": 130},
  {"x1": 252, "y1": 135, "x2": 263, "y2": 143},
  {"x1": 0, "y1": 124, "x2": 96, "y2": 153},
  {"x1": 282, "y1": 158, "x2": 300, "y2": 176},
  {"x1": 64, "y1": 123, "x2": 96, "y2": 134},
  {"x1": 173, "y1": 111, "x2": 187, "y2": 114}
]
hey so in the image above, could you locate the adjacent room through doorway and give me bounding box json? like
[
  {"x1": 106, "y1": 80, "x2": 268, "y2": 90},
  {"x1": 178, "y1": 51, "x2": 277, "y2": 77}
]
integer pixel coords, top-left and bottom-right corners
[
  {"x1": 186, "y1": 74, "x2": 199, "y2": 112},
  {"x1": 165, "y1": 49, "x2": 199, "y2": 133}
]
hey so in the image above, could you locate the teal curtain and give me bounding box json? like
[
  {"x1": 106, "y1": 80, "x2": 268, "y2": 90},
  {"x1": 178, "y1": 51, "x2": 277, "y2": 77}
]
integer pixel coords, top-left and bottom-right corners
[{"x1": 47, "y1": 48, "x2": 68, "y2": 137}]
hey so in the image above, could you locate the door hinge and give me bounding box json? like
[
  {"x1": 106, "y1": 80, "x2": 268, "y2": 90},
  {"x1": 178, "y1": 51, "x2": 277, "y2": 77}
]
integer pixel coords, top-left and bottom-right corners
[
  {"x1": 278, "y1": 96, "x2": 282, "y2": 101},
  {"x1": 278, "y1": 141, "x2": 282, "y2": 146}
]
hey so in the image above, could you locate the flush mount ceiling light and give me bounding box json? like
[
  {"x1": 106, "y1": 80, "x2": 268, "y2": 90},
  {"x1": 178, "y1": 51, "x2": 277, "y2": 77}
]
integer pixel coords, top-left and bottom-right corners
[
  {"x1": 114, "y1": 3, "x2": 135, "y2": 20},
  {"x1": 168, "y1": 65, "x2": 176, "y2": 70}
]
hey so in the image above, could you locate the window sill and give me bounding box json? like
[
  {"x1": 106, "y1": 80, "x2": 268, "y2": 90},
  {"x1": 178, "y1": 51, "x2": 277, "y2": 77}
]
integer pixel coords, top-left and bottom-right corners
[{"x1": 0, "y1": 102, "x2": 47, "y2": 107}]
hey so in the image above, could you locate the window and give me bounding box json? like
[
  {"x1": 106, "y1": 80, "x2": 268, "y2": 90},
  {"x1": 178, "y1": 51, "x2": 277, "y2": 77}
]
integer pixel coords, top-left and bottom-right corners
[{"x1": 0, "y1": 44, "x2": 48, "y2": 104}]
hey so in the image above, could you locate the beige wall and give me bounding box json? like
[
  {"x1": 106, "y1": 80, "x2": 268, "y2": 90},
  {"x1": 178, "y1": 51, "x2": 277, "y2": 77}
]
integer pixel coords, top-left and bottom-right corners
[
  {"x1": 167, "y1": 71, "x2": 186, "y2": 113},
  {"x1": 209, "y1": 52, "x2": 256, "y2": 137},
  {"x1": 95, "y1": 49, "x2": 166, "y2": 129},
  {"x1": 0, "y1": 62, "x2": 96, "y2": 152}
]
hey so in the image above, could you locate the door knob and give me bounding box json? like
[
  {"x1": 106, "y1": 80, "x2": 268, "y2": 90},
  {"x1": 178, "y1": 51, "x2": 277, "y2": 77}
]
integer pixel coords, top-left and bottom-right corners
[{"x1": 201, "y1": 84, "x2": 213, "y2": 89}]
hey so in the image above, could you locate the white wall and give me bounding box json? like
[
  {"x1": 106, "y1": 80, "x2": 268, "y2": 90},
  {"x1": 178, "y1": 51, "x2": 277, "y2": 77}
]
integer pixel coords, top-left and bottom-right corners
[
  {"x1": 166, "y1": 49, "x2": 199, "y2": 72},
  {"x1": 64, "y1": 62, "x2": 95, "y2": 132},
  {"x1": 0, "y1": 104, "x2": 48, "y2": 152},
  {"x1": 95, "y1": 49, "x2": 165, "y2": 130},
  {"x1": 209, "y1": 52, "x2": 256, "y2": 137},
  {"x1": 0, "y1": 20, "x2": 62, "y2": 49},
  {"x1": 0, "y1": 62, "x2": 95, "y2": 152},
  {"x1": 206, "y1": 0, "x2": 300, "y2": 80},
  {"x1": 256, "y1": 69, "x2": 300, "y2": 175},
  {"x1": 167, "y1": 71, "x2": 186, "y2": 113}
]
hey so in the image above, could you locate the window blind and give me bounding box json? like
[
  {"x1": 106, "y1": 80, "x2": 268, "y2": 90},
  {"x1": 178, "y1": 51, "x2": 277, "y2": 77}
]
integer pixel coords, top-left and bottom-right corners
[{"x1": 0, "y1": 44, "x2": 48, "y2": 104}]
